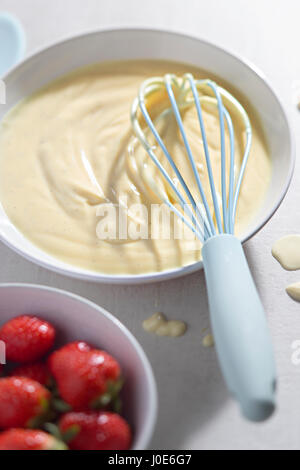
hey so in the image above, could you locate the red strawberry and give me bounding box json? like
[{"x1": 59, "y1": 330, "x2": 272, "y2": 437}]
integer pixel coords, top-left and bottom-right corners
[
  {"x1": 49, "y1": 342, "x2": 122, "y2": 410},
  {"x1": 0, "y1": 429, "x2": 67, "y2": 450},
  {"x1": 56, "y1": 341, "x2": 91, "y2": 354},
  {"x1": 0, "y1": 315, "x2": 55, "y2": 363},
  {"x1": 10, "y1": 362, "x2": 52, "y2": 387},
  {"x1": 59, "y1": 411, "x2": 131, "y2": 450},
  {"x1": 0, "y1": 377, "x2": 50, "y2": 429}
]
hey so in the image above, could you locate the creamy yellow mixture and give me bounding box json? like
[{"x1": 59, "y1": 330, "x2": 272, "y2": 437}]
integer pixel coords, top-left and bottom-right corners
[
  {"x1": 143, "y1": 312, "x2": 187, "y2": 337},
  {"x1": 272, "y1": 235, "x2": 300, "y2": 271},
  {"x1": 0, "y1": 60, "x2": 271, "y2": 275},
  {"x1": 286, "y1": 283, "x2": 300, "y2": 302},
  {"x1": 202, "y1": 334, "x2": 215, "y2": 348},
  {"x1": 272, "y1": 234, "x2": 300, "y2": 302}
]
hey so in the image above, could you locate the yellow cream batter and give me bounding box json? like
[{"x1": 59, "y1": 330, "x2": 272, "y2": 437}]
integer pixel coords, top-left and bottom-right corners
[
  {"x1": 202, "y1": 334, "x2": 215, "y2": 348},
  {"x1": 0, "y1": 60, "x2": 271, "y2": 275},
  {"x1": 286, "y1": 282, "x2": 300, "y2": 302},
  {"x1": 143, "y1": 312, "x2": 187, "y2": 337},
  {"x1": 272, "y1": 235, "x2": 300, "y2": 271}
]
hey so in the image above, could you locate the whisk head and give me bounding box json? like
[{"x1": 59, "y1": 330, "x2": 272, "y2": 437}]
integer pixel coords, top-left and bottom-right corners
[{"x1": 131, "y1": 73, "x2": 252, "y2": 243}]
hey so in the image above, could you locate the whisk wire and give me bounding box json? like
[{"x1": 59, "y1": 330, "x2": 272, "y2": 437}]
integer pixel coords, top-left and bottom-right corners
[
  {"x1": 224, "y1": 108, "x2": 235, "y2": 234},
  {"x1": 216, "y1": 86, "x2": 252, "y2": 224},
  {"x1": 131, "y1": 94, "x2": 206, "y2": 240},
  {"x1": 164, "y1": 74, "x2": 215, "y2": 239},
  {"x1": 188, "y1": 76, "x2": 222, "y2": 235},
  {"x1": 145, "y1": 145, "x2": 206, "y2": 240},
  {"x1": 131, "y1": 74, "x2": 252, "y2": 242},
  {"x1": 205, "y1": 81, "x2": 228, "y2": 233},
  {"x1": 137, "y1": 83, "x2": 208, "y2": 238},
  {"x1": 232, "y1": 127, "x2": 252, "y2": 223}
]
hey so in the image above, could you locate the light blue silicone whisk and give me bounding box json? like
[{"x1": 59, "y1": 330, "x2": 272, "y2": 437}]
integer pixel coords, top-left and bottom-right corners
[{"x1": 131, "y1": 74, "x2": 276, "y2": 422}]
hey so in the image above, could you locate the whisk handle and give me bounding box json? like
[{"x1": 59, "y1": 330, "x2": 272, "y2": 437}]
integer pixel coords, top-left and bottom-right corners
[{"x1": 202, "y1": 234, "x2": 276, "y2": 422}]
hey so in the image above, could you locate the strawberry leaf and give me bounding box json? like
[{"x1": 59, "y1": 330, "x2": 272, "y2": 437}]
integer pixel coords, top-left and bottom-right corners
[
  {"x1": 44, "y1": 422, "x2": 62, "y2": 440},
  {"x1": 52, "y1": 398, "x2": 72, "y2": 413},
  {"x1": 62, "y1": 425, "x2": 80, "y2": 443}
]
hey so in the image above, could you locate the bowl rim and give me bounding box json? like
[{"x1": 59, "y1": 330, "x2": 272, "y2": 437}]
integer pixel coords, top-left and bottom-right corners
[
  {"x1": 0, "y1": 282, "x2": 158, "y2": 450},
  {"x1": 0, "y1": 27, "x2": 296, "y2": 284}
]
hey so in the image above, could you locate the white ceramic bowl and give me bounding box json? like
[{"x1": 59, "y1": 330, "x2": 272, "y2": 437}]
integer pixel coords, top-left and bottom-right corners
[
  {"x1": 0, "y1": 283, "x2": 158, "y2": 450},
  {"x1": 0, "y1": 28, "x2": 295, "y2": 284}
]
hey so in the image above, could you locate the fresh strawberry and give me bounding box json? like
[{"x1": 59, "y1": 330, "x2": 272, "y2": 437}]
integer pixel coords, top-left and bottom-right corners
[
  {"x1": 10, "y1": 362, "x2": 52, "y2": 387},
  {"x1": 55, "y1": 341, "x2": 91, "y2": 354},
  {"x1": 0, "y1": 315, "x2": 55, "y2": 363},
  {"x1": 0, "y1": 377, "x2": 50, "y2": 429},
  {"x1": 0, "y1": 429, "x2": 67, "y2": 450},
  {"x1": 59, "y1": 411, "x2": 131, "y2": 450},
  {"x1": 49, "y1": 342, "x2": 122, "y2": 410}
]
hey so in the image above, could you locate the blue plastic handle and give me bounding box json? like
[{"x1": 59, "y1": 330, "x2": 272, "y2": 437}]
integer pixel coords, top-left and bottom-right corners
[
  {"x1": 0, "y1": 13, "x2": 25, "y2": 77},
  {"x1": 202, "y1": 234, "x2": 276, "y2": 422}
]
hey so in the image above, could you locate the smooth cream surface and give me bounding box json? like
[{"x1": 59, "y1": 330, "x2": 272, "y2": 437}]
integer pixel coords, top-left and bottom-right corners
[
  {"x1": 0, "y1": 60, "x2": 271, "y2": 275},
  {"x1": 272, "y1": 235, "x2": 300, "y2": 271},
  {"x1": 286, "y1": 282, "x2": 300, "y2": 302},
  {"x1": 202, "y1": 334, "x2": 215, "y2": 348},
  {"x1": 143, "y1": 312, "x2": 187, "y2": 337}
]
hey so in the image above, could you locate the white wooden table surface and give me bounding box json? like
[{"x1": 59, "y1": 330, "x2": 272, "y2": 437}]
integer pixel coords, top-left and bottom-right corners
[{"x1": 0, "y1": 0, "x2": 299, "y2": 450}]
